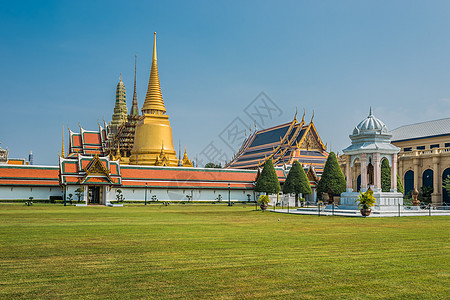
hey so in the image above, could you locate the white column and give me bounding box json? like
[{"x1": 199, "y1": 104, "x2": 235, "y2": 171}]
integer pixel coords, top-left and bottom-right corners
[
  {"x1": 390, "y1": 154, "x2": 397, "y2": 192},
  {"x1": 373, "y1": 153, "x2": 381, "y2": 192},
  {"x1": 360, "y1": 154, "x2": 367, "y2": 192},
  {"x1": 83, "y1": 185, "x2": 88, "y2": 204},
  {"x1": 346, "y1": 155, "x2": 353, "y2": 192}
]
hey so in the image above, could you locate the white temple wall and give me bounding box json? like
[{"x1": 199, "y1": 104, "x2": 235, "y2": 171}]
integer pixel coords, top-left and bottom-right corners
[
  {"x1": 0, "y1": 186, "x2": 63, "y2": 200},
  {"x1": 109, "y1": 187, "x2": 254, "y2": 202}
]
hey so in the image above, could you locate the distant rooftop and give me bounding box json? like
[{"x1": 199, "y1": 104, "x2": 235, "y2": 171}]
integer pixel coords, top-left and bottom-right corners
[{"x1": 390, "y1": 117, "x2": 450, "y2": 142}]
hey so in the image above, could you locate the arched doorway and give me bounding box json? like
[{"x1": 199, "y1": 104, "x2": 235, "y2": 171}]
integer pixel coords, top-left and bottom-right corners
[
  {"x1": 422, "y1": 169, "x2": 433, "y2": 188},
  {"x1": 404, "y1": 170, "x2": 414, "y2": 195},
  {"x1": 442, "y1": 168, "x2": 450, "y2": 204}
]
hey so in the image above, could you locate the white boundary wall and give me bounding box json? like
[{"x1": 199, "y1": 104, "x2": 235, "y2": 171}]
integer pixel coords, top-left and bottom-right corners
[{"x1": 0, "y1": 186, "x2": 63, "y2": 200}]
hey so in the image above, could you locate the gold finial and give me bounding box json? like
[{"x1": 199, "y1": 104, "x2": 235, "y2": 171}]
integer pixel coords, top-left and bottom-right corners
[
  {"x1": 141, "y1": 32, "x2": 166, "y2": 113},
  {"x1": 311, "y1": 110, "x2": 315, "y2": 122},
  {"x1": 116, "y1": 142, "x2": 121, "y2": 160},
  {"x1": 294, "y1": 107, "x2": 298, "y2": 123},
  {"x1": 61, "y1": 125, "x2": 65, "y2": 158},
  {"x1": 119, "y1": 73, "x2": 122, "y2": 81},
  {"x1": 302, "y1": 108, "x2": 305, "y2": 123},
  {"x1": 153, "y1": 32, "x2": 157, "y2": 61}
]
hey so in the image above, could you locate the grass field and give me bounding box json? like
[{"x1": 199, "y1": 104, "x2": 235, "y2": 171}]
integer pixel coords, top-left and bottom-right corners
[{"x1": 0, "y1": 204, "x2": 449, "y2": 299}]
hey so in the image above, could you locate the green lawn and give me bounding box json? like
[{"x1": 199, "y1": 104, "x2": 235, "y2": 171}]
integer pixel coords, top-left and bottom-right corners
[{"x1": 0, "y1": 204, "x2": 448, "y2": 299}]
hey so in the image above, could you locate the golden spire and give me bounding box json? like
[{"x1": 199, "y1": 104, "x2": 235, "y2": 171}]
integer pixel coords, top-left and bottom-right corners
[
  {"x1": 61, "y1": 125, "x2": 65, "y2": 158},
  {"x1": 130, "y1": 54, "x2": 139, "y2": 117},
  {"x1": 141, "y1": 32, "x2": 166, "y2": 114},
  {"x1": 115, "y1": 142, "x2": 121, "y2": 160}
]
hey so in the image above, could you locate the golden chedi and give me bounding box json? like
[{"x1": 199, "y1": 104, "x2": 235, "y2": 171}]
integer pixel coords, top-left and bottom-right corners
[{"x1": 130, "y1": 33, "x2": 178, "y2": 166}]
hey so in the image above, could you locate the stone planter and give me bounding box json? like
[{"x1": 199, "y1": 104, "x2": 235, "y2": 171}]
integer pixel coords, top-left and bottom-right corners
[
  {"x1": 360, "y1": 208, "x2": 371, "y2": 216},
  {"x1": 260, "y1": 204, "x2": 268, "y2": 211}
]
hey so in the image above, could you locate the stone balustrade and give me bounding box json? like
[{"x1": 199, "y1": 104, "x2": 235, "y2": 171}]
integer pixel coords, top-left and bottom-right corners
[{"x1": 398, "y1": 147, "x2": 450, "y2": 158}]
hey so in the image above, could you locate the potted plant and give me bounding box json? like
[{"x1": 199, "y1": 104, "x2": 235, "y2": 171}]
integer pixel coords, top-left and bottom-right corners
[
  {"x1": 258, "y1": 195, "x2": 270, "y2": 211},
  {"x1": 356, "y1": 188, "x2": 376, "y2": 216}
]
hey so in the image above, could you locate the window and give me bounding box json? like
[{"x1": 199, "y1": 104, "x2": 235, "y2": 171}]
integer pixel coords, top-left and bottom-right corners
[
  {"x1": 403, "y1": 147, "x2": 412, "y2": 152},
  {"x1": 416, "y1": 146, "x2": 425, "y2": 150},
  {"x1": 430, "y1": 144, "x2": 439, "y2": 149},
  {"x1": 445, "y1": 143, "x2": 450, "y2": 148}
]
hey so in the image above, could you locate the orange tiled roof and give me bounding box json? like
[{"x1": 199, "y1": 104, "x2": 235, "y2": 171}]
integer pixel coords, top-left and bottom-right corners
[{"x1": 0, "y1": 165, "x2": 59, "y2": 186}]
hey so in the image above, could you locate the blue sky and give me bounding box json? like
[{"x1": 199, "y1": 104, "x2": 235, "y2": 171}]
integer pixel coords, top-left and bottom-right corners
[{"x1": 1, "y1": 0, "x2": 450, "y2": 165}]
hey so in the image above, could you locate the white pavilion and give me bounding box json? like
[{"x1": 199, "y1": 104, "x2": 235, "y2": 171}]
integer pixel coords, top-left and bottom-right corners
[{"x1": 339, "y1": 108, "x2": 404, "y2": 211}]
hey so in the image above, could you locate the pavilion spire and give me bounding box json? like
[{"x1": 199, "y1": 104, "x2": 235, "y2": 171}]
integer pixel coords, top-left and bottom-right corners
[
  {"x1": 141, "y1": 32, "x2": 166, "y2": 114},
  {"x1": 130, "y1": 54, "x2": 139, "y2": 117},
  {"x1": 61, "y1": 125, "x2": 65, "y2": 158}
]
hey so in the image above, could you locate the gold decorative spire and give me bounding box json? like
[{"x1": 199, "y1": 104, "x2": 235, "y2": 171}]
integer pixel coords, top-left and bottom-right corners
[
  {"x1": 141, "y1": 32, "x2": 166, "y2": 114},
  {"x1": 182, "y1": 147, "x2": 193, "y2": 167},
  {"x1": 61, "y1": 125, "x2": 65, "y2": 158},
  {"x1": 130, "y1": 54, "x2": 139, "y2": 117}
]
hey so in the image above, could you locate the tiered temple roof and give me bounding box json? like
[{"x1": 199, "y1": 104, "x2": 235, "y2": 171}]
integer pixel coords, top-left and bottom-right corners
[
  {"x1": 107, "y1": 56, "x2": 141, "y2": 162},
  {"x1": 60, "y1": 155, "x2": 121, "y2": 185},
  {"x1": 109, "y1": 74, "x2": 128, "y2": 135},
  {"x1": 68, "y1": 124, "x2": 108, "y2": 157},
  {"x1": 226, "y1": 113, "x2": 329, "y2": 175}
]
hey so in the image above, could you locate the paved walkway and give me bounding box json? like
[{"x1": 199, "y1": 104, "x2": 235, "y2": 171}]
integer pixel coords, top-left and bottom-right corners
[{"x1": 270, "y1": 208, "x2": 450, "y2": 217}]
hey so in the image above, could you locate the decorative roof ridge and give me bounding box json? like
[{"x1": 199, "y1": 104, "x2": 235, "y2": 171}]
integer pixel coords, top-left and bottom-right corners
[
  {"x1": 273, "y1": 118, "x2": 305, "y2": 164},
  {"x1": 258, "y1": 114, "x2": 298, "y2": 166},
  {"x1": 254, "y1": 121, "x2": 293, "y2": 134}
]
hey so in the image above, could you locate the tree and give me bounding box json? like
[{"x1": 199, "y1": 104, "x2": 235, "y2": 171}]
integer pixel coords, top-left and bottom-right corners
[
  {"x1": 316, "y1": 152, "x2": 346, "y2": 204},
  {"x1": 116, "y1": 189, "x2": 125, "y2": 203},
  {"x1": 67, "y1": 193, "x2": 73, "y2": 205},
  {"x1": 75, "y1": 187, "x2": 84, "y2": 203},
  {"x1": 397, "y1": 175, "x2": 404, "y2": 194},
  {"x1": 443, "y1": 175, "x2": 450, "y2": 195},
  {"x1": 282, "y1": 161, "x2": 312, "y2": 206},
  {"x1": 381, "y1": 159, "x2": 391, "y2": 192},
  {"x1": 255, "y1": 159, "x2": 280, "y2": 195},
  {"x1": 204, "y1": 162, "x2": 222, "y2": 168},
  {"x1": 419, "y1": 186, "x2": 433, "y2": 204},
  {"x1": 380, "y1": 159, "x2": 404, "y2": 194}
]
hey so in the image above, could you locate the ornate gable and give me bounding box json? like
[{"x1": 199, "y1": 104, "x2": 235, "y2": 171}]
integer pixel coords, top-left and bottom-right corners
[
  {"x1": 298, "y1": 122, "x2": 326, "y2": 151},
  {"x1": 306, "y1": 166, "x2": 319, "y2": 183},
  {"x1": 81, "y1": 155, "x2": 113, "y2": 184}
]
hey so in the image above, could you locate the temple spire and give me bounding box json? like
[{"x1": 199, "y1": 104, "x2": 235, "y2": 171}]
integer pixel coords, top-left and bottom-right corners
[
  {"x1": 130, "y1": 54, "x2": 139, "y2": 117},
  {"x1": 61, "y1": 125, "x2": 65, "y2": 158},
  {"x1": 141, "y1": 32, "x2": 166, "y2": 114}
]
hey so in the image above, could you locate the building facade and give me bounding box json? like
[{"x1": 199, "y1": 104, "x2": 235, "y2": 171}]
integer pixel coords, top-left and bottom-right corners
[{"x1": 391, "y1": 117, "x2": 450, "y2": 204}]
